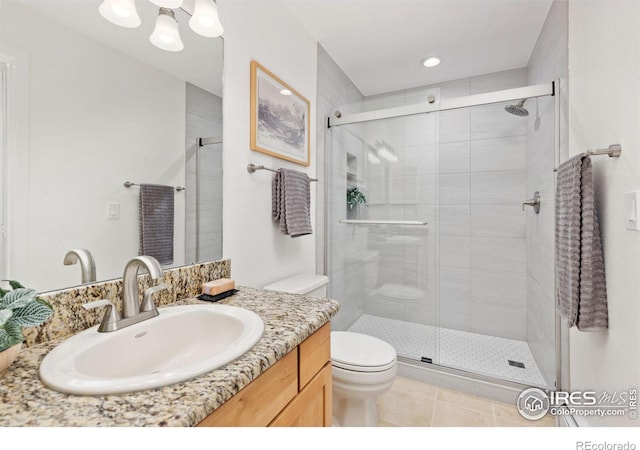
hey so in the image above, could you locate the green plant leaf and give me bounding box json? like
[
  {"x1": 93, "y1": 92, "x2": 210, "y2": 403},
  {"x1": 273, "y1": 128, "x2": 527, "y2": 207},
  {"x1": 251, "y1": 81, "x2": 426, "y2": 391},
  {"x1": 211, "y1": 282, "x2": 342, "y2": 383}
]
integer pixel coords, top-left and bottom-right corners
[
  {"x1": 5, "y1": 280, "x2": 26, "y2": 290},
  {"x1": 347, "y1": 186, "x2": 367, "y2": 207},
  {"x1": 0, "y1": 310, "x2": 12, "y2": 327},
  {"x1": 36, "y1": 297, "x2": 53, "y2": 310},
  {"x1": 10, "y1": 300, "x2": 53, "y2": 328},
  {"x1": 0, "y1": 287, "x2": 9, "y2": 298},
  {"x1": 0, "y1": 321, "x2": 23, "y2": 352},
  {"x1": 0, "y1": 288, "x2": 37, "y2": 310}
]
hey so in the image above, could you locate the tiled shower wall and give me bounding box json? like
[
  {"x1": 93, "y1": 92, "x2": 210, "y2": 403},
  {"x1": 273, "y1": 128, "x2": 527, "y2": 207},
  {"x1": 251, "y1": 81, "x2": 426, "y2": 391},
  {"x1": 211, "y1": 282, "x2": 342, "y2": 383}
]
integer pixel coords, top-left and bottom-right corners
[
  {"x1": 185, "y1": 83, "x2": 223, "y2": 264},
  {"x1": 526, "y1": 0, "x2": 568, "y2": 387},
  {"x1": 438, "y1": 69, "x2": 529, "y2": 341}
]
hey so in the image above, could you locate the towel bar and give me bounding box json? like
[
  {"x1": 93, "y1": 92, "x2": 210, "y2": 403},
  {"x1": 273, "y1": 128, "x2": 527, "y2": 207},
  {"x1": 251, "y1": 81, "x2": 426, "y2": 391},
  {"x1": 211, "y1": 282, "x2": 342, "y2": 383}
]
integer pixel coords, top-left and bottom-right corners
[
  {"x1": 339, "y1": 220, "x2": 427, "y2": 226},
  {"x1": 124, "y1": 181, "x2": 185, "y2": 192},
  {"x1": 247, "y1": 164, "x2": 318, "y2": 182},
  {"x1": 554, "y1": 144, "x2": 622, "y2": 172},
  {"x1": 585, "y1": 144, "x2": 622, "y2": 157}
]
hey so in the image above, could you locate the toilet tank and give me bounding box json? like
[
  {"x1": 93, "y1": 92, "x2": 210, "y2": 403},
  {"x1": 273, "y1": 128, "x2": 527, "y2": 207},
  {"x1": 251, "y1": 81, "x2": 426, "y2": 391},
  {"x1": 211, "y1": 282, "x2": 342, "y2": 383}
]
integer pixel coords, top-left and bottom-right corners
[{"x1": 263, "y1": 274, "x2": 329, "y2": 298}]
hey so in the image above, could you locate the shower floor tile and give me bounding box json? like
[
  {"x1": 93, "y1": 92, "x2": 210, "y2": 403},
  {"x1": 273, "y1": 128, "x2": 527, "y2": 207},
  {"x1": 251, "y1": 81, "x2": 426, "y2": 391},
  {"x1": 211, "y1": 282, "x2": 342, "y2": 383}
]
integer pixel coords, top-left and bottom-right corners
[{"x1": 348, "y1": 314, "x2": 548, "y2": 388}]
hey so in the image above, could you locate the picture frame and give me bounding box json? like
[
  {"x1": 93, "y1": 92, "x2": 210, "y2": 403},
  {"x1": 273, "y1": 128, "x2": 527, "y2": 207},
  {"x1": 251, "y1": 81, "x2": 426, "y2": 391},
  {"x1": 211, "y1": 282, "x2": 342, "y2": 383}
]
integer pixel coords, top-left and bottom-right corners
[{"x1": 250, "y1": 61, "x2": 311, "y2": 166}]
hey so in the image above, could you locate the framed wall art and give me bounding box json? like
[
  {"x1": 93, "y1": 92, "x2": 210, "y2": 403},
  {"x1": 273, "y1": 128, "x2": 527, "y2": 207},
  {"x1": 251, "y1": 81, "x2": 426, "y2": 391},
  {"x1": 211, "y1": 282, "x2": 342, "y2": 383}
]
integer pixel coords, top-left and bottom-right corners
[{"x1": 250, "y1": 60, "x2": 310, "y2": 166}]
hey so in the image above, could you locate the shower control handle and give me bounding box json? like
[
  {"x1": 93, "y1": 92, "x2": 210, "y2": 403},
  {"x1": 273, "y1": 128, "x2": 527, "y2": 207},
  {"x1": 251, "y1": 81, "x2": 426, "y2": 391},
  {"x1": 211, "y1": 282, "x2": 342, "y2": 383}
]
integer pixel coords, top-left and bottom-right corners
[{"x1": 522, "y1": 191, "x2": 541, "y2": 214}]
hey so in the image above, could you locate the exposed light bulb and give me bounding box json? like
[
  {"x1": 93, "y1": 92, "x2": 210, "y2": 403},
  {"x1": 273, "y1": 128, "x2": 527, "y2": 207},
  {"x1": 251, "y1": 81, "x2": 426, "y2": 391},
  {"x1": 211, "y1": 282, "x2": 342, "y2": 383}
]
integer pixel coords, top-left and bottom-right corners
[
  {"x1": 149, "y1": 8, "x2": 184, "y2": 52},
  {"x1": 150, "y1": 0, "x2": 184, "y2": 8},
  {"x1": 98, "y1": 0, "x2": 141, "y2": 28},
  {"x1": 189, "y1": 0, "x2": 224, "y2": 38}
]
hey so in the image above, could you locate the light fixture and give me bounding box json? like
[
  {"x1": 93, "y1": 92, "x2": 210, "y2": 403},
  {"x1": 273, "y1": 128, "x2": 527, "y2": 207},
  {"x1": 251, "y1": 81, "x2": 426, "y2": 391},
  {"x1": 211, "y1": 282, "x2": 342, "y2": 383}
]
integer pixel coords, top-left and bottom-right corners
[
  {"x1": 150, "y1": 0, "x2": 184, "y2": 8},
  {"x1": 98, "y1": 0, "x2": 223, "y2": 53},
  {"x1": 150, "y1": 8, "x2": 184, "y2": 52},
  {"x1": 98, "y1": 0, "x2": 141, "y2": 28},
  {"x1": 189, "y1": 0, "x2": 224, "y2": 38},
  {"x1": 280, "y1": 89, "x2": 292, "y2": 96},
  {"x1": 420, "y1": 56, "x2": 441, "y2": 68}
]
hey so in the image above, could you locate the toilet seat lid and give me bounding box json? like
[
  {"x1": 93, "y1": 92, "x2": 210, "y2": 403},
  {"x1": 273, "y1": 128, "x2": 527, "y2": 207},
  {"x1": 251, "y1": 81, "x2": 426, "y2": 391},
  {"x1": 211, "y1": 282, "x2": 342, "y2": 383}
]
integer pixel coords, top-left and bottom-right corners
[{"x1": 331, "y1": 331, "x2": 397, "y2": 372}]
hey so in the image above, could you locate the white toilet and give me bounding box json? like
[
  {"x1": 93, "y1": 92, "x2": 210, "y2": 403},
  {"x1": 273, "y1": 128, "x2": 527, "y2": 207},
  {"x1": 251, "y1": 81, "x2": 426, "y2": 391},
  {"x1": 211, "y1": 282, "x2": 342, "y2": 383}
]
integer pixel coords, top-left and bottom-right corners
[{"x1": 263, "y1": 273, "x2": 397, "y2": 427}]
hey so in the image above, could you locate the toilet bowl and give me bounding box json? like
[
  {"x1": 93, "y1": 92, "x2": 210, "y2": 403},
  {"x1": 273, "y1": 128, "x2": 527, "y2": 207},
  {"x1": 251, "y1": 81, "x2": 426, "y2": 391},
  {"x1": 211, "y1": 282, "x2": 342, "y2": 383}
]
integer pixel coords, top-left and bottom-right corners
[
  {"x1": 331, "y1": 331, "x2": 397, "y2": 426},
  {"x1": 264, "y1": 273, "x2": 398, "y2": 427}
]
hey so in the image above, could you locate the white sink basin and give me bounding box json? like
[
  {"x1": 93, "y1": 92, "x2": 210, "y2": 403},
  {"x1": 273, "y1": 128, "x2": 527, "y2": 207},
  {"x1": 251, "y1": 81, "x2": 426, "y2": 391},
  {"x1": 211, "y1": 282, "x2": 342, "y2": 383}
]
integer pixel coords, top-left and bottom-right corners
[{"x1": 39, "y1": 304, "x2": 264, "y2": 395}]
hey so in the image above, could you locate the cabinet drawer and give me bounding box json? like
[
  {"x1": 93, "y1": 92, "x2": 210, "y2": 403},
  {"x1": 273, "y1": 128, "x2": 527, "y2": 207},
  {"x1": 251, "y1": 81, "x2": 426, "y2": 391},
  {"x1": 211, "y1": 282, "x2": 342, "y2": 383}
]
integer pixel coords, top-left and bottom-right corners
[
  {"x1": 197, "y1": 350, "x2": 298, "y2": 427},
  {"x1": 298, "y1": 322, "x2": 331, "y2": 389}
]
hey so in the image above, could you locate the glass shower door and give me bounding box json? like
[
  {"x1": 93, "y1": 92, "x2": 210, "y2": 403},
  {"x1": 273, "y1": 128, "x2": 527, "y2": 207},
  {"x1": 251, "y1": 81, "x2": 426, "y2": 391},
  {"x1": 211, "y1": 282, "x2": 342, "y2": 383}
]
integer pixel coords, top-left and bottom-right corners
[{"x1": 328, "y1": 110, "x2": 439, "y2": 365}]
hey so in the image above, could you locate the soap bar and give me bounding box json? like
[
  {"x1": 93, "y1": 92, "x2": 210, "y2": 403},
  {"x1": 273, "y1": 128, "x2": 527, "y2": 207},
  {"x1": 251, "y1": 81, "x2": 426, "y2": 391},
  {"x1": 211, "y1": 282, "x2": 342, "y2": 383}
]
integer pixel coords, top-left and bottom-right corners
[{"x1": 202, "y1": 278, "x2": 235, "y2": 296}]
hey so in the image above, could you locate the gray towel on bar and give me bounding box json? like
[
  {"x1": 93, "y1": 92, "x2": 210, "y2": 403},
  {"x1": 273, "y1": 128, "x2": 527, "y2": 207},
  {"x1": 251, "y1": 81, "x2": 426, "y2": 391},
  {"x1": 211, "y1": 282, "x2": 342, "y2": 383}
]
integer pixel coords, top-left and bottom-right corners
[
  {"x1": 555, "y1": 154, "x2": 608, "y2": 331},
  {"x1": 272, "y1": 168, "x2": 312, "y2": 238},
  {"x1": 139, "y1": 184, "x2": 174, "y2": 265}
]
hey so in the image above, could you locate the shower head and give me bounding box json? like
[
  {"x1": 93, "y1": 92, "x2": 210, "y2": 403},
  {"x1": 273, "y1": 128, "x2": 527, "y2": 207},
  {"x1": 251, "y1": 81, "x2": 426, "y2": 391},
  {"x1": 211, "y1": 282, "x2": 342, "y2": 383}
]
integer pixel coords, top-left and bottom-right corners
[{"x1": 504, "y1": 98, "x2": 529, "y2": 117}]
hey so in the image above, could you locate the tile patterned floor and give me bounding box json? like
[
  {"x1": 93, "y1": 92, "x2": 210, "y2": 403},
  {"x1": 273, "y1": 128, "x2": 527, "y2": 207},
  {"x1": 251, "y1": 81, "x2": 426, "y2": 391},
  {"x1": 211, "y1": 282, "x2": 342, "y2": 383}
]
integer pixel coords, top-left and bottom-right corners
[
  {"x1": 349, "y1": 314, "x2": 549, "y2": 387},
  {"x1": 376, "y1": 376, "x2": 556, "y2": 427}
]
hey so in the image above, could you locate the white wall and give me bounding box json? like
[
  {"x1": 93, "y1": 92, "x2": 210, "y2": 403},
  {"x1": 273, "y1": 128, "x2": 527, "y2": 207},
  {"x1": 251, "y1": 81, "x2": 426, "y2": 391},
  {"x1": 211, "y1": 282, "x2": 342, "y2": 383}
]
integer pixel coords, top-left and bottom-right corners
[
  {"x1": 0, "y1": 2, "x2": 186, "y2": 292},
  {"x1": 568, "y1": 1, "x2": 640, "y2": 426},
  {"x1": 218, "y1": 0, "x2": 318, "y2": 288}
]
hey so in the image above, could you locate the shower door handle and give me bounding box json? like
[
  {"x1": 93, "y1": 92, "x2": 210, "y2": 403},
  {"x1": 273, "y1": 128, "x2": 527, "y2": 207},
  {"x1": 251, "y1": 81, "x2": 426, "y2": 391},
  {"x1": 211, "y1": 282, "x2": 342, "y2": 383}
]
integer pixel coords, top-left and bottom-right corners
[{"x1": 522, "y1": 191, "x2": 541, "y2": 214}]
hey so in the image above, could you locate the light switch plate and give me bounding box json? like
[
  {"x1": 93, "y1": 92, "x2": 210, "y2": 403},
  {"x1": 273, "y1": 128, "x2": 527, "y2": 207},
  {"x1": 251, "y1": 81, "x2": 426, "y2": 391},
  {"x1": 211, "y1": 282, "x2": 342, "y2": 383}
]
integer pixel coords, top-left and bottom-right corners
[
  {"x1": 625, "y1": 191, "x2": 640, "y2": 231},
  {"x1": 107, "y1": 202, "x2": 120, "y2": 220}
]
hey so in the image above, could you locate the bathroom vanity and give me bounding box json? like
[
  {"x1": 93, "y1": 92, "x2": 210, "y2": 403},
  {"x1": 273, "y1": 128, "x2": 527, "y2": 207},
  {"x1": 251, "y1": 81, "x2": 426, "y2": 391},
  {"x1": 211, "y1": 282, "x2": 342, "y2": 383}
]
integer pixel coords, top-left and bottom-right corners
[
  {"x1": 199, "y1": 323, "x2": 332, "y2": 426},
  {"x1": 0, "y1": 281, "x2": 339, "y2": 427}
]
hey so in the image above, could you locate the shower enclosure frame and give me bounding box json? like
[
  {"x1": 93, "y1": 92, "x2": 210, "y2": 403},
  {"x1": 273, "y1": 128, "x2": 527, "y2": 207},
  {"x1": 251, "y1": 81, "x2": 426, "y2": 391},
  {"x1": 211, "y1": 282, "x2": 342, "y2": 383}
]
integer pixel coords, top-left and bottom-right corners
[
  {"x1": 324, "y1": 79, "x2": 566, "y2": 398},
  {"x1": 328, "y1": 82, "x2": 554, "y2": 128}
]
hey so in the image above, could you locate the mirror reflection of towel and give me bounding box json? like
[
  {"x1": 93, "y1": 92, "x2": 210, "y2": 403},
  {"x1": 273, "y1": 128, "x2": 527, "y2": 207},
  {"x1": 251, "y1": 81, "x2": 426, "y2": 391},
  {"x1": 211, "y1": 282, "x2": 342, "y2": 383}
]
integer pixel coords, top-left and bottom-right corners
[
  {"x1": 272, "y1": 168, "x2": 312, "y2": 238},
  {"x1": 555, "y1": 154, "x2": 608, "y2": 331},
  {"x1": 139, "y1": 184, "x2": 174, "y2": 265}
]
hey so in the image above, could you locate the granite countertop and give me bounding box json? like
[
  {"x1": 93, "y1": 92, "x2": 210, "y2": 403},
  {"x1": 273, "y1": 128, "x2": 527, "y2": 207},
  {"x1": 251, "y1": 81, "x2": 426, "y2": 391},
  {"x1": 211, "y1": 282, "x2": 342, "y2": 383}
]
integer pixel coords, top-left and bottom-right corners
[{"x1": 0, "y1": 287, "x2": 339, "y2": 426}]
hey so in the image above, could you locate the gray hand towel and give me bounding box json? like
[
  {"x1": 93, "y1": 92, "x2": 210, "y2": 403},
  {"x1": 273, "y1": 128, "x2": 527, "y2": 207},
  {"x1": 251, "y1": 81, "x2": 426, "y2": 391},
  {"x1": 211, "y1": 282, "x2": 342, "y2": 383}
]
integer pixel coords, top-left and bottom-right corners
[
  {"x1": 272, "y1": 168, "x2": 312, "y2": 238},
  {"x1": 139, "y1": 184, "x2": 174, "y2": 265},
  {"x1": 555, "y1": 154, "x2": 608, "y2": 331}
]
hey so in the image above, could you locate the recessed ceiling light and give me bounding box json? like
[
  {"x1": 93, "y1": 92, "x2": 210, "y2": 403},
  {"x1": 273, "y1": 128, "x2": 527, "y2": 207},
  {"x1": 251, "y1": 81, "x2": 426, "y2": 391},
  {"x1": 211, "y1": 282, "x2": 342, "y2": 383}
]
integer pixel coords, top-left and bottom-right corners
[
  {"x1": 421, "y1": 57, "x2": 441, "y2": 68},
  {"x1": 280, "y1": 89, "x2": 292, "y2": 96}
]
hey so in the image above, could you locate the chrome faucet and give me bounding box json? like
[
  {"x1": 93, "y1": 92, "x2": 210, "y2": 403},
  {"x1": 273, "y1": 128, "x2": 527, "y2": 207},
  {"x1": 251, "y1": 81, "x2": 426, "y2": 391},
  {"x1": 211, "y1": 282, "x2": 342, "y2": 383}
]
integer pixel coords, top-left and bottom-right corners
[
  {"x1": 82, "y1": 255, "x2": 169, "y2": 332},
  {"x1": 122, "y1": 256, "x2": 164, "y2": 318},
  {"x1": 63, "y1": 249, "x2": 96, "y2": 284}
]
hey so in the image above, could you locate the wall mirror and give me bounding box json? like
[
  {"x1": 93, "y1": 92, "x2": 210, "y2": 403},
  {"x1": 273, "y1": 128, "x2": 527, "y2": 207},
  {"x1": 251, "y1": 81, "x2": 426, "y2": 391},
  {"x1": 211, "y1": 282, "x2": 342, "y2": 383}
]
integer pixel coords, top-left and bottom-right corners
[{"x1": 0, "y1": 0, "x2": 224, "y2": 292}]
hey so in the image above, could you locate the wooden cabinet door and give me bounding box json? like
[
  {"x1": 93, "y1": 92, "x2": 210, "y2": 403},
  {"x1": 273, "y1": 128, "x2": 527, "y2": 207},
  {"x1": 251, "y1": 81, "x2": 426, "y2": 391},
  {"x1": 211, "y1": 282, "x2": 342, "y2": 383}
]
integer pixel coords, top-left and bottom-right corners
[
  {"x1": 269, "y1": 362, "x2": 332, "y2": 427},
  {"x1": 197, "y1": 350, "x2": 298, "y2": 427}
]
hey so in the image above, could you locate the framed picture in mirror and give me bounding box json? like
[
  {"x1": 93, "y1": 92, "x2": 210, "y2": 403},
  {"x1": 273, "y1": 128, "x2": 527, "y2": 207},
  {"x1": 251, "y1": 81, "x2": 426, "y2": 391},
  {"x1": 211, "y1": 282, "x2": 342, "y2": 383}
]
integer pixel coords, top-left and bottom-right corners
[{"x1": 250, "y1": 60, "x2": 310, "y2": 166}]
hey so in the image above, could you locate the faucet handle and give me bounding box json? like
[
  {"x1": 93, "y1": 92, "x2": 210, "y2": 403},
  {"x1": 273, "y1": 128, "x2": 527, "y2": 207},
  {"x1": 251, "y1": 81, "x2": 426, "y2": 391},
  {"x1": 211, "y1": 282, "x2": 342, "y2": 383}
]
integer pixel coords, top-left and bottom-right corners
[
  {"x1": 141, "y1": 284, "x2": 169, "y2": 313},
  {"x1": 82, "y1": 300, "x2": 121, "y2": 332}
]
